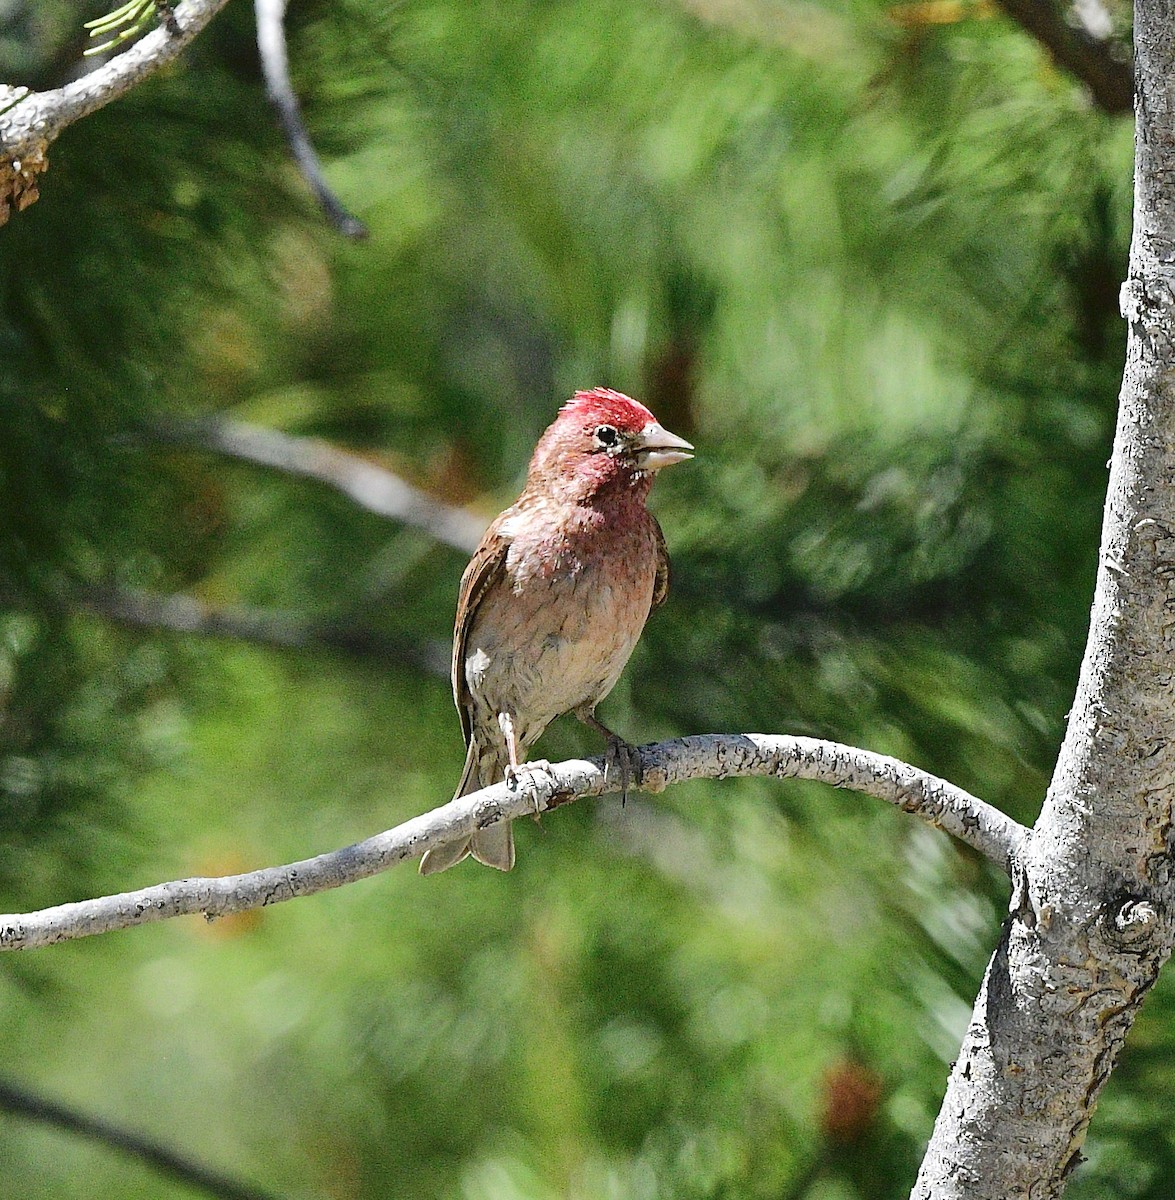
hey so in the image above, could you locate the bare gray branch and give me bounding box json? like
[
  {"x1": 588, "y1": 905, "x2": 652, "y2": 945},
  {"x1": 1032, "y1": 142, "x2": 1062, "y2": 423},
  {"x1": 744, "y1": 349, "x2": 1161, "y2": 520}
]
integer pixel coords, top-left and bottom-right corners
[
  {"x1": 159, "y1": 418, "x2": 486, "y2": 555},
  {"x1": 0, "y1": 734, "x2": 1025, "y2": 951},
  {"x1": 0, "y1": 0, "x2": 234, "y2": 220},
  {"x1": 255, "y1": 0, "x2": 367, "y2": 237},
  {"x1": 0, "y1": 0, "x2": 234, "y2": 160},
  {"x1": 79, "y1": 584, "x2": 449, "y2": 673}
]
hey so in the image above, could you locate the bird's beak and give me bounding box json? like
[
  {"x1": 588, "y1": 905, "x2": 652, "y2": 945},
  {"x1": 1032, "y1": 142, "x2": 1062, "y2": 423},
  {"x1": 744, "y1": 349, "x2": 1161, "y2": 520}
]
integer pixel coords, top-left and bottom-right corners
[{"x1": 635, "y1": 423, "x2": 694, "y2": 471}]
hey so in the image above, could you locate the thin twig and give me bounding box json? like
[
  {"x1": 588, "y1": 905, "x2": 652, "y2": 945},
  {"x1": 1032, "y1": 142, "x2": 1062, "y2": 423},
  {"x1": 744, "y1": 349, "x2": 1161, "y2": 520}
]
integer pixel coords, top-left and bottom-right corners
[
  {"x1": 0, "y1": 1078, "x2": 288, "y2": 1200},
  {"x1": 0, "y1": 734, "x2": 1028, "y2": 950},
  {"x1": 254, "y1": 0, "x2": 367, "y2": 238},
  {"x1": 157, "y1": 418, "x2": 486, "y2": 556}
]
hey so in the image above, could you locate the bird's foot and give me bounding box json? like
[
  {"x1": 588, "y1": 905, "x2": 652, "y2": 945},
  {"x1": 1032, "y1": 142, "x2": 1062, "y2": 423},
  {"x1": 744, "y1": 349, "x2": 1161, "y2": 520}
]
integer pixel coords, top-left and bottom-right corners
[
  {"x1": 505, "y1": 759, "x2": 556, "y2": 819},
  {"x1": 574, "y1": 707, "x2": 642, "y2": 805},
  {"x1": 603, "y1": 737, "x2": 643, "y2": 807}
]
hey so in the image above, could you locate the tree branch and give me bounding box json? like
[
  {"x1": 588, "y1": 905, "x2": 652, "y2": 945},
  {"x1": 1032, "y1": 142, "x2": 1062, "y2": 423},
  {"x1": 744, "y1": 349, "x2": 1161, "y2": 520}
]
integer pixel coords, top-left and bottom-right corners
[
  {"x1": 0, "y1": 0, "x2": 365, "y2": 234},
  {"x1": 77, "y1": 583, "x2": 450, "y2": 672},
  {"x1": 993, "y1": 0, "x2": 1132, "y2": 116},
  {"x1": 0, "y1": 0, "x2": 234, "y2": 222},
  {"x1": 0, "y1": 580, "x2": 449, "y2": 671},
  {"x1": 254, "y1": 0, "x2": 367, "y2": 238},
  {"x1": 0, "y1": 734, "x2": 1026, "y2": 951},
  {"x1": 0, "y1": 1078, "x2": 287, "y2": 1200},
  {"x1": 157, "y1": 417, "x2": 486, "y2": 555}
]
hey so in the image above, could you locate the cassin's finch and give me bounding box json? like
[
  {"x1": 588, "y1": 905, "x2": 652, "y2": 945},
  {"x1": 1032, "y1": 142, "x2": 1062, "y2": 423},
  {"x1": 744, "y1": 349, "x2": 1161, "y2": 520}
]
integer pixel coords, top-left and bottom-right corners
[{"x1": 419, "y1": 388, "x2": 693, "y2": 874}]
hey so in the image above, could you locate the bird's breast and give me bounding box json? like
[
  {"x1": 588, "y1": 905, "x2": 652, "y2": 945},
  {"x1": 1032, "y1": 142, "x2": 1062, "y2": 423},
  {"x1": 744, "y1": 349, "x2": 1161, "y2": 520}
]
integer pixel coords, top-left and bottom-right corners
[{"x1": 463, "y1": 516, "x2": 659, "y2": 740}]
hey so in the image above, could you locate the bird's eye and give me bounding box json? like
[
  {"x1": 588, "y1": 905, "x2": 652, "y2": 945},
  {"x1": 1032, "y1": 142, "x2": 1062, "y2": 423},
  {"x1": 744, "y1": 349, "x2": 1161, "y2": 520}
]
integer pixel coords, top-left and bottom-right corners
[{"x1": 593, "y1": 424, "x2": 620, "y2": 448}]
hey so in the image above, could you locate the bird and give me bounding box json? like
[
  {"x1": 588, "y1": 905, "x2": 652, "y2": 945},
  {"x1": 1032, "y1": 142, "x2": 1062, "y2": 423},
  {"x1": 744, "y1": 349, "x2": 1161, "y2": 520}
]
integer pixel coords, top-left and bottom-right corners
[{"x1": 419, "y1": 387, "x2": 693, "y2": 874}]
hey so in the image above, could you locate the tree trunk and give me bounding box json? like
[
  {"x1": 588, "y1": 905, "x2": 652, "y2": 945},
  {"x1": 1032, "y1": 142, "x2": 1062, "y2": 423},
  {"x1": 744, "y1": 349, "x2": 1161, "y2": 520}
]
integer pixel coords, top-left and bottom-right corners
[{"x1": 913, "y1": 1, "x2": 1175, "y2": 1194}]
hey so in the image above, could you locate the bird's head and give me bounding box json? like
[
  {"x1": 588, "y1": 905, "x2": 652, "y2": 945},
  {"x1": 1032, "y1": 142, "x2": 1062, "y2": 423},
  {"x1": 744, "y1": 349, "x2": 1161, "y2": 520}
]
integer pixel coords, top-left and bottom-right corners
[{"x1": 529, "y1": 388, "x2": 693, "y2": 497}]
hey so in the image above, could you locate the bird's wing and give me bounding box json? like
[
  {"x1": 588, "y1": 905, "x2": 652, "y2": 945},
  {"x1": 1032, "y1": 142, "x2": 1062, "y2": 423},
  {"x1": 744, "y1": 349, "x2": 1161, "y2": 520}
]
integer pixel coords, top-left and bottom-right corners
[
  {"x1": 650, "y1": 516, "x2": 671, "y2": 613},
  {"x1": 452, "y1": 516, "x2": 511, "y2": 747}
]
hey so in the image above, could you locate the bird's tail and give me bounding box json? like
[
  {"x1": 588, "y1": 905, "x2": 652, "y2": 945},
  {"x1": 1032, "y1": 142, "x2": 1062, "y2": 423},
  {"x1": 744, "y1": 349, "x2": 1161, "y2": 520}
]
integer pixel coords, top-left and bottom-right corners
[{"x1": 418, "y1": 740, "x2": 515, "y2": 875}]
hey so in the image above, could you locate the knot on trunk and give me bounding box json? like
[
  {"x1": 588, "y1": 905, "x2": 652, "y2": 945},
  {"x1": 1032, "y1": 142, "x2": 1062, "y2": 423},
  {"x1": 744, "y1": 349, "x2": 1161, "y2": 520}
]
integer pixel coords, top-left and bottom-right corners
[{"x1": 1102, "y1": 895, "x2": 1162, "y2": 949}]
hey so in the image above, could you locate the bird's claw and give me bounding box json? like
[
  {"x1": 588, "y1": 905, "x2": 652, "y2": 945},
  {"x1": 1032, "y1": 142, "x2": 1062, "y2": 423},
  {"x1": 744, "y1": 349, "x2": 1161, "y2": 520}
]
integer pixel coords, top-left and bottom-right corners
[
  {"x1": 604, "y1": 737, "x2": 643, "y2": 807},
  {"x1": 505, "y1": 759, "x2": 556, "y2": 819}
]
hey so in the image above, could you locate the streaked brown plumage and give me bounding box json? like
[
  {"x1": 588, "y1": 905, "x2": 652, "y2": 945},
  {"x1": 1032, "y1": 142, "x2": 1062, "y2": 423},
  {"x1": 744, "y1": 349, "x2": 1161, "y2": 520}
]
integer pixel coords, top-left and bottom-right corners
[{"x1": 419, "y1": 388, "x2": 693, "y2": 874}]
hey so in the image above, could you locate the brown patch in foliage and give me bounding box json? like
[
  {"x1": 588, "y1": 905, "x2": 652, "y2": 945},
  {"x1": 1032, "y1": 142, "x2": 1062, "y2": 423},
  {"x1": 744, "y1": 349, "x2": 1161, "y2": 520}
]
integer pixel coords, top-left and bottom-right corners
[
  {"x1": 1, "y1": 142, "x2": 49, "y2": 226},
  {"x1": 820, "y1": 1058, "x2": 884, "y2": 1144}
]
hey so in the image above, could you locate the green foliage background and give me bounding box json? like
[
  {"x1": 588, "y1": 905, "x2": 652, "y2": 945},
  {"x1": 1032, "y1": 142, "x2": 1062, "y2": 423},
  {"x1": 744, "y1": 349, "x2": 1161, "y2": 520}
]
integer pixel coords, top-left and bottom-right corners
[{"x1": 1, "y1": 0, "x2": 1169, "y2": 1196}]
